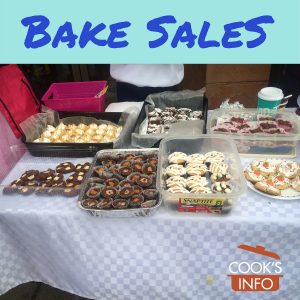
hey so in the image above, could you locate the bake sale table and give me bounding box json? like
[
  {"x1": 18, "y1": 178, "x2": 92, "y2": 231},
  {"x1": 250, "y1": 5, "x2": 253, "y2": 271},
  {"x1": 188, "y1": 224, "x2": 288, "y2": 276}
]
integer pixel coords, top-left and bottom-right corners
[{"x1": 0, "y1": 156, "x2": 300, "y2": 300}]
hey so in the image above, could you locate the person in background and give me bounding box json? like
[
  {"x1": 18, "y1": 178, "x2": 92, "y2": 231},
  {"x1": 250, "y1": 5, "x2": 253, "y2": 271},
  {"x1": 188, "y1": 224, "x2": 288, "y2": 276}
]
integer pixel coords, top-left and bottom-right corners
[{"x1": 110, "y1": 64, "x2": 184, "y2": 101}]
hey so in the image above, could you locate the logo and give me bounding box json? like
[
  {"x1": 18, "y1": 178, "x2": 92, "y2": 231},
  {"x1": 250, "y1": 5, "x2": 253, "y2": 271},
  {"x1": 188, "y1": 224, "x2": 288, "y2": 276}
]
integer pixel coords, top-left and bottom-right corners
[{"x1": 228, "y1": 245, "x2": 283, "y2": 292}]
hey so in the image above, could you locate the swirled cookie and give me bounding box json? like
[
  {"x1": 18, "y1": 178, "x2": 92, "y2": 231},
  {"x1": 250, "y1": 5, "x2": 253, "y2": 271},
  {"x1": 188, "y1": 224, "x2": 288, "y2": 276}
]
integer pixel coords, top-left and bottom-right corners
[
  {"x1": 165, "y1": 164, "x2": 186, "y2": 177},
  {"x1": 186, "y1": 154, "x2": 205, "y2": 164},
  {"x1": 186, "y1": 176, "x2": 209, "y2": 189},
  {"x1": 209, "y1": 162, "x2": 228, "y2": 174},
  {"x1": 168, "y1": 186, "x2": 189, "y2": 194},
  {"x1": 186, "y1": 163, "x2": 207, "y2": 176},
  {"x1": 168, "y1": 152, "x2": 188, "y2": 164},
  {"x1": 166, "y1": 176, "x2": 187, "y2": 188},
  {"x1": 190, "y1": 186, "x2": 212, "y2": 194},
  {"x1": 204, "y1": 151, "x2": 225, "y2": 163}
]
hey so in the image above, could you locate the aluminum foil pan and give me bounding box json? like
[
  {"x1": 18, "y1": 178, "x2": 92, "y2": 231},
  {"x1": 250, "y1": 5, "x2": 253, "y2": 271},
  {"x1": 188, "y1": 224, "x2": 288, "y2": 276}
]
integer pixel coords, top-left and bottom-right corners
[{"x1": 78, "y1": 148, "x2": 161, "y2": 217}]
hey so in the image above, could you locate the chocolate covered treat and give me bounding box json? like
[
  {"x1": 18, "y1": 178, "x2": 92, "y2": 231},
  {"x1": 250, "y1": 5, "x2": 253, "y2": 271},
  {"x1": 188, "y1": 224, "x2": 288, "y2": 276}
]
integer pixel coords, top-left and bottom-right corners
[
  {"x1": 80, "y1": 151, "x2": 159, "y2": 211},
  {"x1": 147, "y1": 107, "x2": 203, "y2": 134},
  {"x1": 129, "y1": 195, "x2": 144, "y2": 207},
  {"x1": 56, "y1": 162, "x2": 75, "y2": 174},
  {"x1": 101, "y1": 187, "x2": 118, "y2": 198},
  {"x1": 82, "y1": 199, "x2": 99, "y2": 209},
  {"x1": 119, "y1": 186, "x2": 134, "y2": 198},
  {"x1": 20, "y1": 170, "x2": 39, "y2": 181},
  {"x1": 112, "y1": 199, "x2": 129, "y2": 209}
]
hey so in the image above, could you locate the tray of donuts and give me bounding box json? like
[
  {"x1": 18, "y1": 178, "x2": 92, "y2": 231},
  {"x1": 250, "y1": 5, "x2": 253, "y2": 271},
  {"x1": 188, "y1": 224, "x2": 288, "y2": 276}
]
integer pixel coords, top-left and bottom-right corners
[
  {"x1": 244, "y1": 159, "x2": 300, "y2": 200},
  {"x1": 78, "y1": 149, "x2": 161, "y2": 217},
  {"x1": 157, "y1": 135, "x2": 246, "y2": 214}
]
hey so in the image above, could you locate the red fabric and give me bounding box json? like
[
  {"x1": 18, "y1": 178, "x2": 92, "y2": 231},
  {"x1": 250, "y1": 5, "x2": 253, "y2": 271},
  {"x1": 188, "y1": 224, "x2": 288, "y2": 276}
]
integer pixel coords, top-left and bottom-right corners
[{"x1": 0, "y1": 65, "x2": 40, "y2": 138}]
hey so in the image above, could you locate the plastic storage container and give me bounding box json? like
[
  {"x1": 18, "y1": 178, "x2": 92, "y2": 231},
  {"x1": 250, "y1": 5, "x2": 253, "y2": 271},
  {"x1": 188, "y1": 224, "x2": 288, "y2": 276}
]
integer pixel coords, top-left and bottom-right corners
[
  {"x1": 207, "y1": 109, "x2": 300, "y2": 158},
  {"x1": 42, "y1": 81, "x2": 107, "y2": 112},
  {"x1": 158, "y1": 135, "x2": 246, "y2": 214}
]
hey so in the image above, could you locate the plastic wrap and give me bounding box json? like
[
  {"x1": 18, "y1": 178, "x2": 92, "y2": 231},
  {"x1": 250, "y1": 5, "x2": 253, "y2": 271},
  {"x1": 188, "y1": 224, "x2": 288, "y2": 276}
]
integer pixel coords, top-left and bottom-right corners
[
  {"x1": 132, "y1": 89, "x2": 206, "y2": 148},
  {"x1": 20, "y1": 107, "x2": 139, "y2": 149}
]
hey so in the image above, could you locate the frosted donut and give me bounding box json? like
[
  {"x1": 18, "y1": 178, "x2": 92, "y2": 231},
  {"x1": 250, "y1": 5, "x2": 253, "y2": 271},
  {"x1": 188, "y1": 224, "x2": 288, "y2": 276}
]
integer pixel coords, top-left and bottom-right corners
[
  {"x1": 166, "y1": 164, "x2": 186, "y2": 177},
  {"x1": 168, "y1": 152, "x2": 188, "y2": 164},
  {"x1": 186, "y1": 163, "x2": 207, "y2": 176},
  {"x1": 166, "y1": 176, "x2": 187, "y2": 188},
  {"x1": 186, "y1": 176, "x2": 209, "y2": 189}
]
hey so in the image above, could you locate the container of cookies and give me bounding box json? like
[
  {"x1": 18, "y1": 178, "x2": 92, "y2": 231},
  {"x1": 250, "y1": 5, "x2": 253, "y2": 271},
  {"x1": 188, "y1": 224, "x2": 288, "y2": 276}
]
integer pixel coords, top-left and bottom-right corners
[
  {"x1": 22, "y1": 111, "x2": 135, "y2": 157},
  {"x1": 78, "y1": 149, "x2": 162, "y2": 217},
  {"x1": 131, "y1": 90, "x2": 208, "y2": 148},
  {"x1": 158, "y1": 135, "x2": 246, "y2": 214},
  {"x1": 207, "y1": 108, "x2": 300, "y2": 158}
]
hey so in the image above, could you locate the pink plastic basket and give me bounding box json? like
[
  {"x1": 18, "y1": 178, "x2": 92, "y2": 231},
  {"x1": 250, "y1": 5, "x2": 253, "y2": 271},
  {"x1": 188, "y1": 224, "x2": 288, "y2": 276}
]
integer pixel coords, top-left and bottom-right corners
[{"x1": 42, "y1": 81, "x2": 107, "y2": 112}]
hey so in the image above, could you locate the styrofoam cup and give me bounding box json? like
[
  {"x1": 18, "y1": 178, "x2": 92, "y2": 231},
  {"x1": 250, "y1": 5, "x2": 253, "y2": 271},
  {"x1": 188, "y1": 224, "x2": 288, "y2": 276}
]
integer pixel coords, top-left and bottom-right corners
[{"x1": 257, "y1": 87, "x2": 284, "y2": 109}]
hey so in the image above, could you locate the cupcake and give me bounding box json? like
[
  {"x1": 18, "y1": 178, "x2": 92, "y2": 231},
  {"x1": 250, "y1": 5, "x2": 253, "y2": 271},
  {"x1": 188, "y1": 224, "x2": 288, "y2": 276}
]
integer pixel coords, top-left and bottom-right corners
[
  {"x1": 112, "y1": 199, "x2": 129, "y2": 209},
  {"x1": 129, "y1": 195, "x2": 144, "y2": 207}
]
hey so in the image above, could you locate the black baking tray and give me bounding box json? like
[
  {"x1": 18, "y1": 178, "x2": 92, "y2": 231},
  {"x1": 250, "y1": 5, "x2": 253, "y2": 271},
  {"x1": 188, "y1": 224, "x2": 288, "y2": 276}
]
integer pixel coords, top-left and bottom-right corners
[
  {"x1": 22, "y1": 111, "x2": 123, "y2": 157},
  {"x1": 133, "y1": 95, "x2": 208, "y2": 148}
]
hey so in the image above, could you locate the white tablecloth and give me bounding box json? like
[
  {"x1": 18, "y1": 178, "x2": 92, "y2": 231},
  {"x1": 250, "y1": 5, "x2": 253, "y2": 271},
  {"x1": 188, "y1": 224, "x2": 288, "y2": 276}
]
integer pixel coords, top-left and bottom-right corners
[{"x1": 0, "y1": 153, "x2": 300, "y2": 300}]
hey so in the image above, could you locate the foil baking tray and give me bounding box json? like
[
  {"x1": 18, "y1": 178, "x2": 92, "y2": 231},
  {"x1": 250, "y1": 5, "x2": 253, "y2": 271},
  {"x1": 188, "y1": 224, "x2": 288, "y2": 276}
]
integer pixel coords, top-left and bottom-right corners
[{"x1": 78, "y1": 148, "x2": 162, "y2": 217}]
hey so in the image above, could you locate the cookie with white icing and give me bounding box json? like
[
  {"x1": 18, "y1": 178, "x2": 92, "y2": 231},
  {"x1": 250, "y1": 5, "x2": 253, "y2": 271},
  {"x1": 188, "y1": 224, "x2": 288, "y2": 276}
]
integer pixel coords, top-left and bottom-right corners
[
  {"x1": 168, "y1": 186, "x2": 189, "y2": 194},
  {"x1": 186, "y1": 163, "x2": 207, "y2": 176},
  {"x1": 166, "y1": 176, "x2": 187, "y2": 188},
  {"x1": 168, "y1": 152, "x2": 188, "y2": 164},
  {"x1": 251, "y1": 160, "x2": 276, "y2": 176},
  {"x1": 291, "y1": 175, "x2": 300, "y2": 192},
  {"x1": 254, "y1": 181, "x2": 281, "y2": 196},
  {"x1": 244, "y1": 169, "x2": 265, "y2": 183},
  {"x1": 209, "y1": 162, "x2": 228, "y2": 174},
  {"x1": 186, "y1": 176, "x2": 209, "y2": 189},
  {"x1": 165, "y1": 164, "x2": 186, "y2": 177},
  {"x1": 190, "y1": 186, "x2": 212, "y2": 194},
  {"x1": 276, "y1": 160, "x2": 299, "y2": 179},
  {"x1": 186, "y1": 154, "x2": 205, "y2": 164},
  {"x1": 271, "y1": 175, "x2": 290, "y2": 190}
]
